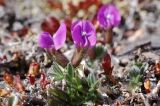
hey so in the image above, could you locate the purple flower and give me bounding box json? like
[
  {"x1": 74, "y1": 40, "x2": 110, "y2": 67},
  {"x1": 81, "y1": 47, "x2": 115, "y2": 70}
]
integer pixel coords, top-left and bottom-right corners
[
  {"x1": 38, "y1": 22, "x2": 66, "y2": 50},
  {"x1": 71, "y1": 20, "x2": 96, "y2": 47},
  {"x1": 97, "y1": 4, "x2": 121, "y2": 29}
]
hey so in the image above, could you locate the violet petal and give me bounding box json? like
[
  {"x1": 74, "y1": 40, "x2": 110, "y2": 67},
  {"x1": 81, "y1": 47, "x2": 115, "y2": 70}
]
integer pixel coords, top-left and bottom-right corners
[
  {"x1": 72, "y1": 25, "x2": 85, "y2": 46},
  {"x1": 87, "y1": 31, "x2": 96, "y2": 47},
  {"x1": 71, "y1": 20, "x2": 81, "y2": 30},
  {"x1": 71, "y1": 20, "x2": 96, "y2": 48},
  {"x1": 53, "y1": 22, "x2": 67, "y2": 50},
  {"x1": 97, "y1": 4, "x2": 121, "y2": 29},
  {"x1": 38, "y1": 32, "x2": 54, "y2": 48}
]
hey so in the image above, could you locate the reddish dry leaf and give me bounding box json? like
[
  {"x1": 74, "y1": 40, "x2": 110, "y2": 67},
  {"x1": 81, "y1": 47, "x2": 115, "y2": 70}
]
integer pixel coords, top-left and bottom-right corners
[
  {"x1": 144, "y1": 79, "x2": 151, "y2": 93},
  {"x1": 40, "y1": 72, "x2": 50, "y2": 89},
  {"x1": 4, "y1": 72, "x2": 25, "y2": 92},
  {"x1": 102, "y1": 52, "x2": 112, "y2": 75},
  {"x1": 0, "y1": 0, "x2": 5, "y2": 5},
  {"x1": 41, "y1": 17, "x2": 60, "y2": 34},
  {"x1": 82, "y1": 0, "x2": 101, "y2": 11},
  {"x1": 79, "y1": 0, "x2": 101, "y2": 10},
  {"x1": 17, "y1": 26, "x2": 29, "y2": 37},
  {"x1": 40, "y1": 72, "x2": 46, "y2": 83},
  {"x1": 68, "y1": 2, "x2": 79, "y2": 16},
  {"x1": 47, "y1": 0, "x2": 62, "y2": 9},
  {"x1": 65, "y1": 18, "x2": 72, "y2": 30},
  {"x1": 68, "y1": 0, "x2": 101, "y2": 17},
  {"x1": 28, "y1": 62, "x2": 40, "y2": 76},
  {"x1": 64, "y1": 18, "x2": 72, "y2": 42},
  {"x1": 101, "y1": 53, "x2": 117, "y2": 84},
  {"x1": 28, "y1": 75, "x2": 35, "y2": 85}
]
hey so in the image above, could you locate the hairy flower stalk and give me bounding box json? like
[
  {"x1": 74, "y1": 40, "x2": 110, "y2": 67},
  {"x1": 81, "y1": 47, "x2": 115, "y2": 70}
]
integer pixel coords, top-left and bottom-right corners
[
  {"x1": 48, "y1": 49, "x2": 69, "y2": 67},
  {"x1": 38, "y1": 22, "x2": 69, "y2": 67},
  {"x1": 97, "y1": 4, "x2": 121, "y2": 44},
  {"x1": 71, "y1": 20, "x2": 96, "y2": 67},
  {"x1": 71, "y1": 46, "x2": 88, "y2": 67},
  {"x1": 105, "y1": 27, "x2": 113, "y2": 44}
]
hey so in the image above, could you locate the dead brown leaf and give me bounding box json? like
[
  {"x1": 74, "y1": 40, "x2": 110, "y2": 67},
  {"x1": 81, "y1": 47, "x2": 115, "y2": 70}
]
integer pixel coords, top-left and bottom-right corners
[{"x1": 144, "y1": 79, "x2": 151, "y2": 93}]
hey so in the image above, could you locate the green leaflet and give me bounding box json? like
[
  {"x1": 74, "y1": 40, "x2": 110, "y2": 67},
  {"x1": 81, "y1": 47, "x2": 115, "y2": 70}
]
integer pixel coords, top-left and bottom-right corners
[{"x1": 49, "y1": 63, "x2": 101, "y2": 105}]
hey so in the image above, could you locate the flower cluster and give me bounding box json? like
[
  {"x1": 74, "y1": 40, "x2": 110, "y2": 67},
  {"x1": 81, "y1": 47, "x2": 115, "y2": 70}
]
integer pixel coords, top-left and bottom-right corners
[
  {"x1": 38, "y1": 4, "x2": 121, "y2": 50},
  {"x1": 71, "y1": 20, "x2": 96, "y2": 48},
  {"x1": 97, "y1": 4, "x2": 121, "y2": 29},
  {"x1": 38, "y1": 20, "x2": 96, "y2": 49},
  {"x1": 38, "y1": 22, "x2": 67, "y2": 50}
]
